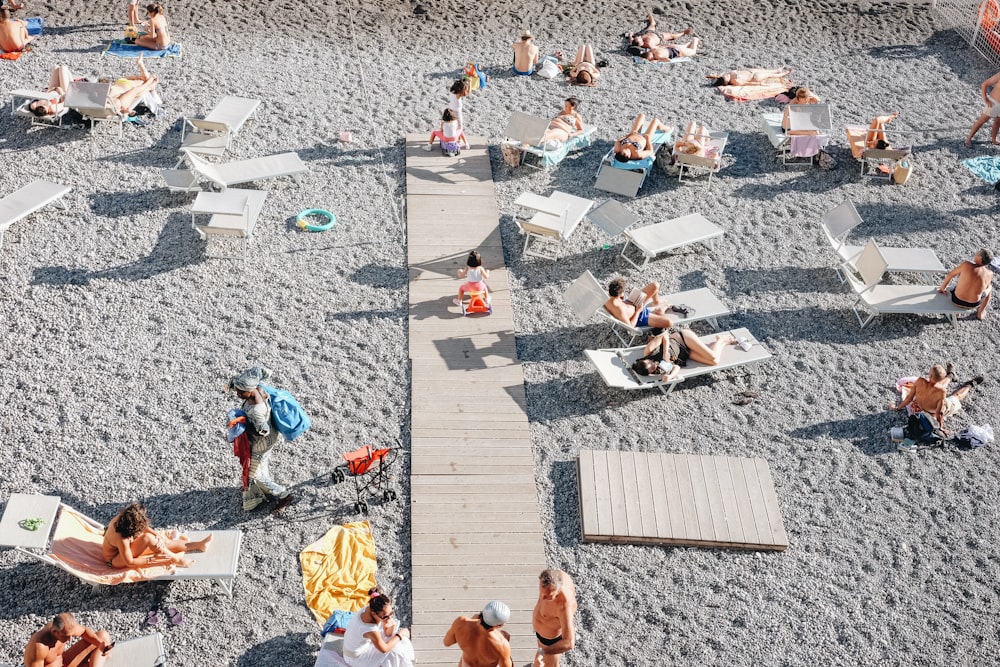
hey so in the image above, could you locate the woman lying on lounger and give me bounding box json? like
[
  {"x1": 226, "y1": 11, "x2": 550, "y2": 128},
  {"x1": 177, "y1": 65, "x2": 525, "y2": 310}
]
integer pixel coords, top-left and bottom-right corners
[
  {"x1": 539, "y1": 97, "x2": 584, "y2": 148},
  {"x1": 99, "y1": 53, "x2": 159, "y2": 115},
  {"x1": 101, "y1": 502, "x2": 212, "y2": 569},
  {"x1": 26, "y1": 65, "x2": 72, "y2": 117},
  {"x1": 625, "y1": 13, "x2": 693, "y2": 49},
  {"x1": 707, "y1": 67, "x2": 792, "y2": 87},
  {"x1": 613, "y1": 113, "x2": 672, "y2": 163},
  {"x1": 644, "y1": 37, "x2": 701, "y2": 62},
  {"x1": 865, "y1": 111, "x2": 899, "y2": 149},
  {"x1": 567, "y1": 44, "x2": 600, "y2": 86},
  {"x1": 674, "y1": 121, "x2": 714, "y2": 156},
  {"x1": 631, "y1": 330, "x2": 739, "y2": 380}
]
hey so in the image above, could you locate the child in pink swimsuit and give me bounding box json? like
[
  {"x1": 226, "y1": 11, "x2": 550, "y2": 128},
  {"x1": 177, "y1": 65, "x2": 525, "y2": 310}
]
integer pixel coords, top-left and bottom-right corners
[{"x1": 454, "y1": 250, "x2": 489, "y2": 306}]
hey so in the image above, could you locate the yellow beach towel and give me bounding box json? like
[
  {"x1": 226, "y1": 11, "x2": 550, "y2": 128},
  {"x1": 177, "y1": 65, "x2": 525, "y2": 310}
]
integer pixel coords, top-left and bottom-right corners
[{"x1": 300, "y1": 521, "x2": 378, "y2": 625}]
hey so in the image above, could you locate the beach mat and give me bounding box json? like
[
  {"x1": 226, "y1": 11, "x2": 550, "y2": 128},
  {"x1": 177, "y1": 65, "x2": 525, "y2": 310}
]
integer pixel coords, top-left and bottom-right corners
[
  {"x1": 103, "y1": 41, "x2": 182, "y2": 58},
  {"x1": 962, "y1": 156, "x2": 1000, "y2": 183},
  {"x1": 300, "y1": 521, "x2": 377, "y2": 626},
  {"x1": 26, "y1": 17, "x2": 44, "y2": 35}
]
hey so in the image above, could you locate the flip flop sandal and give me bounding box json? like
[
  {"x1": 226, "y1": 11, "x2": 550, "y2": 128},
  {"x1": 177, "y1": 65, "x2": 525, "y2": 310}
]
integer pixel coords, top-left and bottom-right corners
[
  {"x1": 732, "y1": 396, "x2": 754, "y2": 406},
  {"x1": 145, "y1": 610, "x2": 159, "y2": 626},
  {"x1": 740, "y1": 390, "x2": 760, "y2": 398},
  {"x1": 166, "y1": 607, "x2": 183, "y2": 626}
]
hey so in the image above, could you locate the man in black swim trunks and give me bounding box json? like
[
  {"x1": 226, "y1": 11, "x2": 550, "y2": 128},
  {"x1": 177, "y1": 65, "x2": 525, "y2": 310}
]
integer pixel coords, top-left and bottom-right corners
[
  {"x1": 531, "y1": 569, "x2": 577, "y2": 667},
  {"x1": 938, "y1": 248, "x2": 994, "y2": 320}
]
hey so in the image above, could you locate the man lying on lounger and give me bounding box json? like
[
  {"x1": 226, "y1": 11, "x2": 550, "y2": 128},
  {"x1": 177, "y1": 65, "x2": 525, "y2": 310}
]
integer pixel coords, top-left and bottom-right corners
[
  {"x1": 24, "y1": 613, "x2": 114, "y2": 667},
  {"x1": 938, "y1": 248, "x2": 994, "y2": 320},
  {"x1": 604, "y1": 277, "x2": 680, "y2": 329}
]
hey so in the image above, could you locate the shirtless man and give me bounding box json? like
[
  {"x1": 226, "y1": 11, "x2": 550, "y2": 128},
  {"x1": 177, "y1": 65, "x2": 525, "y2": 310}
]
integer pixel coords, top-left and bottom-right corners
[
  {"x1": 893, "y1": 363, "x2": 983, "y2": 431},
  {"x1": 604, "y1": 277, "x2": 677, "y2": 329},
  {"x1": 0, "y1": 6, "x2": 33, "y2": 52},
  {"x1": 645, "y1": 37, "x2": 701, "y2": 62},
  {"x1": 512, "y1": 30, "x2": 539, "y2": 76},
  {"x1": 626, "y1": 13, "x2": 692, "y2": 49},
  {"x1": 965, "y1": 71, "x2": 1000, "y2": 147},
  {"x1": 443, "y1": 600, "x2": 512, "y2": 667},
  {"x1": 24, "y1": 613, "x2": 113, "y2": 667},
  {"x1": 938, "y1": 249, "x2": 994, "y2": 320},
  {"x1": 532, "y1": 569, "x2": 577, "y2": 667}
]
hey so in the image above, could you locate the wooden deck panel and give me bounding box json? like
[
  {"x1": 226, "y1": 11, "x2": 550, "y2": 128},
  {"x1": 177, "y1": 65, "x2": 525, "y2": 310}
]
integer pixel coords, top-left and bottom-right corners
[
  {"x1": 407, "y1": 135, "x2": 545, "y2": 666},
  {"x1": 579, "y1": 450, "x2": 789, "y2": 551}
]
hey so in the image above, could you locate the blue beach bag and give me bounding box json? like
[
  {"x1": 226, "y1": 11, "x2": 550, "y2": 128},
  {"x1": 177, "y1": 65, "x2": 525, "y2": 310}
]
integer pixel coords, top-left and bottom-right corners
[{"x1": 260, "y1": 384, "x2": 311, "y2": 441}]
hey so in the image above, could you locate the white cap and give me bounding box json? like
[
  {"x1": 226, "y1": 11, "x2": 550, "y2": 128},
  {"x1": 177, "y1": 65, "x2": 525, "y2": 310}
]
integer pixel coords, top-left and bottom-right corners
[{"x1": 481, "y1": 600, "x2": 510, "y2": 627}]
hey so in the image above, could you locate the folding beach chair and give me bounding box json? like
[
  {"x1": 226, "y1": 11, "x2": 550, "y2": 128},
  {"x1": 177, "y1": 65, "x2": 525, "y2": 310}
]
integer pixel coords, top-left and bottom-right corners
[
  {"x1": 9, "y1": 89, "x2": 70, "y2": 129},
  {"x1": 500, "y1": 111, "x2": 597, "y2": 170},
  {"x1": 674, "y1": 130, "x2": 729, "y2": 185},
  {"x1": 65, "y1": 81, "x2": 159, "y2": 139},
  {"x1": 594, "y1": 125, "x2": 673, "y2": 197},
  {"x1": 513, "y1": 190, "x2": 594, "y2": 260},
  {"x1": 331, "y1": 445, "x2": 399, "y2": 513},
  {"x1": 165, "y1": 149, "x2": 308, "y2": 192},
  {"x1": 0, "y1": 180, "x2": 71, "y2": 250},
  {"x1": 845, "y1": 120, "x2": 911, "y2": 179},
  {"x1": 783, "y1": 104, "x2": 832, "y2": 165}
]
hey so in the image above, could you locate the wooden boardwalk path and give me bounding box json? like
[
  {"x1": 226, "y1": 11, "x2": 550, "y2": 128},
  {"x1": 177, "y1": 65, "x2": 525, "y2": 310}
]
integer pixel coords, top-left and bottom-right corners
[{"x1": 404, "y1": 135, "x2": 546, "y2": 665}]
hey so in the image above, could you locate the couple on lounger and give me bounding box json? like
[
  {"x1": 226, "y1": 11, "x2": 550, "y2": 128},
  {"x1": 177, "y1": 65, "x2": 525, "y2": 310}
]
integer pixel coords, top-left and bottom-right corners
[
  {"x1": 625, "y1": 13, "x2": 701, "y2": 61},
  {"x1": 26, "y1": 56, "x2": 160, "y2": 118}
]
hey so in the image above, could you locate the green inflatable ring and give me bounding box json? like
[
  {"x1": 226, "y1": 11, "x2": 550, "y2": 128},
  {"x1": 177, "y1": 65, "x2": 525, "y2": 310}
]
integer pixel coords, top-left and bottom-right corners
[{"x1": 296, "y1": 209, "x2": 336, "y2": 232}]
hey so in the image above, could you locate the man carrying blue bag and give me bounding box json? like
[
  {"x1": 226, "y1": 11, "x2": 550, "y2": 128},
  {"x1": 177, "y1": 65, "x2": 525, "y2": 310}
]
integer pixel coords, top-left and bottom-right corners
[{"x1": 227, "y1": 365, "x2": 311, "y2": 514}]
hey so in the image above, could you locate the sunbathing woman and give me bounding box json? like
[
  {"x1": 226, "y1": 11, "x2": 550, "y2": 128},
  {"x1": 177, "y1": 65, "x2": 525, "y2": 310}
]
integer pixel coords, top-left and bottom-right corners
[
  {"x1": 707, "y1": 67, "x2": 792, "y2": 87},
  {"x1": 645, "y1": 38, "x2": 701, "y2": 62},
  {"x1": 674, "y1": 121, "x2": 712, "y2": 156},
  {"x1": 101, "y1": 502, "x2": 212, "y2": 569},
  {"x1": 626, "y1": 13, "x2": 692, "y2": 49},
  {"x1": 0, "y1": 6, "x2": 32, "y2": 52},
  {"x1": 26, "y1": 65, "x2": 72, "y2": 117},
  {"x1": 613, "y1": 113, "x2": 672, "y2": 163},
  {"x1": 631, "y1": 330, "x2": 739, "y2": 380},
  {"x1": 781, "y1": 87, "x2": 822, "y2": 133},
  {"x1": 102, "y1": 54, "x2": 159, "y2": 115},
  {"x1": 540, "y1": 97, "x2": 584, "y2": 148},
  {"x1": 567, "y1": 44, "x2": 600, "y2": 86},
  {"x1": 865, "y1": 112, "x2": 899, "y2": 148},
  {"x1": 134, "y1": 3, "x2": 169, "y2": 50}
]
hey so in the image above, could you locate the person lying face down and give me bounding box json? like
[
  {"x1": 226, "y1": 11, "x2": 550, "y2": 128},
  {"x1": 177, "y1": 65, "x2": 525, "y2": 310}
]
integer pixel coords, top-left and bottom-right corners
[
  {"x1": 612, "y1": 113, "x2": 672, "y2": 162},
  {"x1": 706, "y1": 66, "x2": 792, "y2": 87}
]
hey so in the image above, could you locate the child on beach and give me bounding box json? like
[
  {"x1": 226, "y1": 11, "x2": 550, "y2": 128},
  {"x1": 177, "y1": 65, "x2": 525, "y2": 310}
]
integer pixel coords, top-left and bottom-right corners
[
  {"x1": 454, "y1": 250, "x2": 489, "y2": 306},
  {"x1": 127, "y1": 0, "x2": 139, "y2": 27},
  {"x1": 423, "y1": 108, "x2": 469, "y2": 154}
]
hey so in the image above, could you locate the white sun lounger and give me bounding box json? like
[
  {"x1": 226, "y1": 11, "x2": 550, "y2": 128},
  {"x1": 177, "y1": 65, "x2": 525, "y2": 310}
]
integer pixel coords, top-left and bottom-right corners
[
  {"x1": 501, "y1": 111, "x2": 596, "y2": 170},
  {"x1": 165, "y1": 148, "x2": 308, "y2": 192},
  {"x1": 10, "y1": 89, "x2": 70, "y2": 129},
  {"x1": 0, "y1": 493, "x2": 243, "y2": 597},
  {"x1": 845, "y1": 125, "x2": 911, "y2": 178},
  {"x1": 594, "y1": 126, "x2": 674, "y2": 197},
  {"x1": 783, "y1": 104, "x2": 832, "y2": 164},
  {"x1": 65, "y1": 81, "x2": 160, "y2": 139},
  {"x1": 0, "y1": 180, "x2": 71, "y2": 250},
  {"x1": 180, "y1": 95, "x2": 261, "y2": 157},
  {"x1": 620, "y1": 213, "x2": 724, "y2": 269},
  {"x1": 190, "y1": 189, "x2": 268, "y2": 258},
  {"x1": 513, "y1": 190, "x2": 594, "y2": 259},
  {"x1": 106, "y1": 633, "x2": 167, "y2": 667},
  {"x1": 844, "y1": 239, "x2": 968, "y2": 328},
  {"x1": 584, "y1": 327, "x2": 772, "y2": 395},
  {"x1": 822, "y1": 201, "x2": 945, "y2": 283},
  {"x1": 675, "y1": 130, "x2": 729, "y2": 185},
  {"x1": 564, "y1": 269, "x2": 730, "y2": 346}
]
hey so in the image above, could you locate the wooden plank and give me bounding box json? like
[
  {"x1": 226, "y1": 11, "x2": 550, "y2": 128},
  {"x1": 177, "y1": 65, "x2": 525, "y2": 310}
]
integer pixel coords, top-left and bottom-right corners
[
  {"x1": 673, "y1": 453, "x2": 700, "y2": 541},
  {"x1": 412, "y1": 497, "x2": 540, "y2": 509},
  {"x1": 633, "y1": 452, "x2": 657, "y2": 537},
  {"x1": 593, "y1": 449, "x2": 613, "y2": 538},
  {"x1": 577, "y1": 451, "x2": 598, "y2": 540},
  {"x1": 413, "y1": 552, "x2": 546, "y2": 566},
  {"x1": 728, "y1": 457, "x2": 759, "y2": 545},
  {"x1": 646, "y1": 452, "x2": 671, "y2": 540},
  {"x1": 606, "y1": 450, "x2": 627, "y2": 537},
  {"x1": 411, "y1": 574, "x2": 540, "y2": 591},
  {"x1": 409, "y1": 540, "x2": 544, "y2": 555},
  {"x1": 713, "y1": 455, "x2": 744, "y2": 544},
  {"x1": 413, "y1": 564, "x2": 544, "y2": 578},
  {"x1": 700, "y1": 456, "x2": 730, "y2": 544},
  {"x1": 661, "y1": 453, "x2": 687, "y2": 540},
  {"x1": 411, "y1": 524, "x2": 543, "y2": 537},
  {"x1": 687, "y1": 454, "x2": 715, "y2": 543},
  {"x1": 754, "y1": 459, "x2": 789, "y2": 548},
  {"x1": 741, "y1": 458, "x2": 775, "y2": 546},
  {"x1": 619, "y1": 451, "x2": 643, "y2": 537}
]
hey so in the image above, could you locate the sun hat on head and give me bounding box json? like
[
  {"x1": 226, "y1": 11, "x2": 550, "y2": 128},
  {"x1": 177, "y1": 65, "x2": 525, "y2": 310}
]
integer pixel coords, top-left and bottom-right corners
[
  {"x1": 519, "y1": 29, "x2": 532, "y2": 39},
  {"x1": 481, "y1": 600, "x2": 510, "y2": 627}
]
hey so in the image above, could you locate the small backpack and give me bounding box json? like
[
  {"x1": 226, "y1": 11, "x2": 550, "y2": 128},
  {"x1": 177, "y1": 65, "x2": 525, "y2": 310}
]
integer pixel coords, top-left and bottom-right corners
[
  {"x1": 904, "y1": 412, "x2": 943, "y2": 446},
  {"x1": 260, "y1": 384, "x2": 311, "y2": 441}
]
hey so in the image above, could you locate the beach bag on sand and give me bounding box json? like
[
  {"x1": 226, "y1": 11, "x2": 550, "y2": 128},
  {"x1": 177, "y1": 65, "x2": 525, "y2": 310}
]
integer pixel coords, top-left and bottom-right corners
[
  {"x1": 260, "y1": 384, "x2": 311, "y2": 441},
  {"x1": 536, "y1": 59, "x2": 561, "y2": 79},
  {"x1": 954, "y1": 424, "x2": 993, "y2": 449},
  {"x1": 904, "y1": 412, "x2": 944, "y2": 446},
  {"x1": 500, "y1": 143, "x2": 522, "y2": 167}
]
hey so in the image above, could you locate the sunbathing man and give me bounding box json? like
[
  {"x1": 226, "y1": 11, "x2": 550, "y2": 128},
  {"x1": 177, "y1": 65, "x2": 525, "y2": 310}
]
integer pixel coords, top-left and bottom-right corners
[
  {"x1": 26, "y1": 65, "x2": 71, "y2": 117},
  {"x1": 512, "y1": 29, "x2": 539, "y2": 76},
  {"x1": 965, "y1": 70, "x2": 1000, "y2": 147},
  {"x1": 25, "y1": 613, "x2": 113, "y2": 667},
  {"x1": 532, "y1": 569, "x2": 577, "y2": 667},
  {"x1": 604, "y1": 277, "x2": 680, "y2": 329},
  {"x1": 626, "y1": 13, "x2": 692, "y2": 49},
  {"x1": 631, "y1": 330, "x2": 740, "y2": 380},
  {"x1": 938, "y1": 249, "x2": 994, "y2": 320},
  {"x1": 539, "y1": 97, "x2": 584, "y2": 149},
  {"x1": 103, "y1": 53, "x2": 160, "y2": 115},
  {"x1": 0, "y1": 6, "x2": 32, "y2": 52},
  {"x1": 613, "y1": 113, "x2": 672, "y2": 163},
  {"x1": 443, "y1": 601, "x2": 513, "y2": 667},
  {"x1": 645, "y1": 37, "x2": 701, "y2": 62},
  {"x1": 567, "y1": 44, "x2": 600, "y2": 86},
  {"x1": 707, "y1": 67, "x2": 792, "y2": 87},
  {"x1": 102, "y1": 502, "x2": 212, "y2": 569},
  {"x1": 892, "y1": 363, "x2": 984, "y2": 431}
]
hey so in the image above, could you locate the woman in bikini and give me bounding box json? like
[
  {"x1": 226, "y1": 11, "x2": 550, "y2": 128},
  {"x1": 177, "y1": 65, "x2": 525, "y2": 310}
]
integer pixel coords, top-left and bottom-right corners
[
  {"x1": 134, "y1": 2, "x2": 170, "y2": 50},
  {"x1": 567, "y1": 44, "x2": 600, "y2": 86},
  {"x1": 613, "y1": 113, "x2": 672, "y2": 162},
  {"x1": 707, "y1": 66, "x2": 792, "y2": 87},
  {"x1": 102, "y1": 53, "x2": 159, "y2": 114},
  {"x1": 26, "y1": 65, "x2": 72, "y2": 117},
  {"x1": 539, "y1": 97, "x2": 584, "y2": 148},
  {"x1": 631, "y1": 330, "x2": 739, "y2": 380},
  {"x1": 101, "y1": 502, "x2": 211, "y2": 570}
]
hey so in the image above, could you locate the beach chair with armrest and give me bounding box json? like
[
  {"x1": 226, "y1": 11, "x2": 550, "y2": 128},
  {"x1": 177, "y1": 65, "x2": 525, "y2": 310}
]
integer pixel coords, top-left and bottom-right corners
[
  {"x1": 845, "y1": 125, "x2": 911, "y2": 178},
  {"x1": 584, "y1": 327, "x2": 772, "y2": 395},
  {"x1": 10, "y1": 89, "x2": 70, "y2": 129},
  {"x1": 564, "y1": 270, "x2": 730, "y2": 346},
  {"x1": 821, "y1": 201, "x2": 945, "y2": 284},
  {"x1": 0, "y1": 493, "x2": 243, "y2": 597},
  {"x1": 675, "y1": 130, "x2": 729, "y2": 185},
  {"x1": 513, "y1": 190, "x2": 594, "y2": 260},
  {"x1": 166, "y1": 148, "x2": 308, "y2": 192},
  {"x1": 782, "y1": 104, "x2": 832, "y2": 165},
  {"x1": 501, "y1": 111, "x2": 597, "y2": 170},
  {"x1": 0, "y1": 180, "x2": 71, "y2": 250},
  {"x1": 844, "y1": 239, "x2": 967, "y2": 328},
  {"x1": 180, "y1": 95, "x2": 261, "y2": 157},
  {"x1": 594, "y1": 125, "x2": 674, "y2": 197}
]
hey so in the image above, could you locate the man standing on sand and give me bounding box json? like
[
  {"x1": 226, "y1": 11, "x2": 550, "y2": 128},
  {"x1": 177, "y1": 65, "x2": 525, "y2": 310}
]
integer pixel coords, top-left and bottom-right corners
[
  {"x1": 938, "y1": 249, "x2": 994, "y2": 320},
  {"x1": 893, "y1": 363, "x2": 984, "y2": 431},
  {"x1": 532, "y1": 569, "x2": 577, "y2": 667},
  {"x1": 24, "y1": 613, "x2": 113, "y2": 667},
  {"x1": 512, "y1": 30, "x2": 539, "y2": 76},
  {"x1": 443, "y1": 600, "x2": 513, "y2": 667},
  {"x1": 965, "y1": 71, "x2": 1000, "y2": 147}
]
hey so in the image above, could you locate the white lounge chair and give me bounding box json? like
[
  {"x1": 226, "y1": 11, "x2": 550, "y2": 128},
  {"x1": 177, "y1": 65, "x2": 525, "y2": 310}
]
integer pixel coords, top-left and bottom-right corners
[
  {"x1": 564, "y1": 269, "x2": 730, "y2": 345},
  {"x1": 674, "y1": 129, "x2": 729, "y2": 185},
  {"x1": 845, "y1": 125, "x2": 911, "y2": 179},
  {"x1": 783, "y1": 104, "x2": 832, "y2": 165},
  {"x1": 584, "y1": 327, "x2": 772, "y2": 395},
  {"x1": 165, "y1": 148, "x2": 308, "y2": 192},
  {"x1": 65, "y1": 81, "x2": 160, "y2": 139},
  {"x1": 844, "y1": 239, "x2": 968, "y2": 328},
  {"x1": 0, "y1": 494, "x2": 243, "y2": 596},
  {"x1": 501, "y1": 111, "x2": 596, "y2": 170},
  {"x1": 513, "y1": 190, "x2": 594, "y2": 260},
  {"x1": 190, "y1": 189, "x2": 268, "y2": 258},
  {"x1": 760, "y1": 112, "x2": 788, "y2": 157},
  {"x1": 0, "y1": 180, "x2": 71, "y2": 250},
  {"x1": 106, "y1": 633, "x2": 167, "y2": 667},
  {"x1": 821, "y1": 201, "x2": 945, "y2": 283},
  {"x1": 180, "y1": 95, "x2": 261, "y2": 157},
  {"x1": 594, "y1": 125, "x2": 674, "y2": 197},
  {"x1": 9, "y1": 89, "x2": 70, "y2": 129}
]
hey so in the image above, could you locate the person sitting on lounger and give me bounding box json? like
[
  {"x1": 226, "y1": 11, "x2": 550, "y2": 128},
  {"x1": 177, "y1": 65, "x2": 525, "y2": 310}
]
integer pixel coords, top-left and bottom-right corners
[
  {"x1": 631, "y1": 330, "x2": 739, "y2": 379},
  {"x1": 100, "y1": 53, "x2": 159, "y2": 115},
  {"x1": 567, "y1": 44, "x2": 600, "y2": 86},
  {"x1": 781, "y1": 87, "x2": 822, "y2": 132},
  {"x1": 938, "y1": 248, "x2": 994, "y2": 320},
  {"x1": 0, "y1": 6, "x2": 32, "y2": 52},
  {"x1": 613, "y1": 114, "x2": 671, "y2": 163},
  {"x1": 512, "y1": 29, "x2": 539, "y2": 76},
  {"x1": 134, "y1": 2, "x2": 170, "y2": 50},
  {"x1": 101, "y1": 502, "x2": 212, "y2": 569},
  {"x1": 539, "y1": 97, "x2": 584, "y2": 148},
  {"x1": 604, "y1": 277, "x2": 680, "y2": 329},
  {"x1": 625, "y1": 13, "x2": 692, "y2": 49},
  {"x1": 707, "y1": 67, "x2": 792, "y2": 87},
  {"x1": 26, "y1": 65, "x2": 72, "y2": 117},
  {"x1": 892, "y1": 363, "x2": 983, "y2": 431},
  {"x1": 644, "y1": 37, "x2": 700, "y2": 62},
  {"x1": 24, "y1": 613, "x2": 113, "y2": 667}
]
